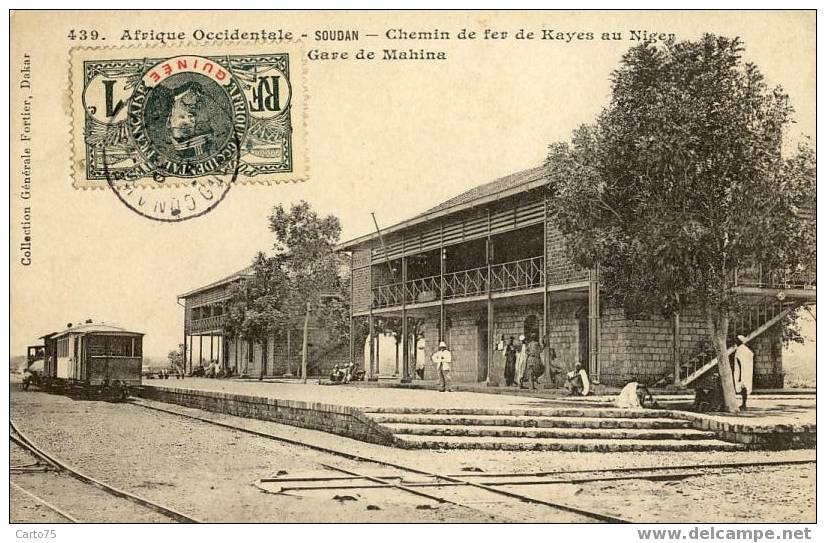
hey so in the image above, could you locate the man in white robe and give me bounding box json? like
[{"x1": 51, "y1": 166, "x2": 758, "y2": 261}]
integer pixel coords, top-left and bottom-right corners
[
  {"x1": 733, "y1": 334, "x2": 754, "y2": 409},
  {"x1": 515, "y1": 335, "x2": 527, "y2": 386}
]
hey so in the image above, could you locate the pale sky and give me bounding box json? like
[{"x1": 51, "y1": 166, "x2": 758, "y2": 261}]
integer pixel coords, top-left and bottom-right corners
[{"x1": 10, "y1": 11, "x2": 815, "y2": 358}]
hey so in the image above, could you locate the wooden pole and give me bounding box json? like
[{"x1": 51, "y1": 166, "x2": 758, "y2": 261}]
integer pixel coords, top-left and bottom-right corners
[
  {"x1": 182, "y1": 329, "x2": 187, "y2": 374},
  {"x1": 349, "y1": 252, "x2": 355, "y2": 372},
  {"x1": 543, "y1": 196, "x2": 552, "y2": 388},
  {"x1": 440, "y1": 239, "x2": 446, "y2": 342},
  {"x1": 199, "y1": 335, "x2": 203, "y2": 367},
  {"x1": 401, "y1": 255, "x2": 410, "y2": 382},
  {"x1": 588, "y1": 266, "x2": 601, "y2": 381},
  {"x1": 486, "y1": 232, "x2": 495, "y2": 386},
  {"x1": 302, "y1": 301, "x2": 310, "y2": 384},
  {"x1": 368, "y1": 310, "x2": 375, "y2": 380},
  {"x1": 285, "y1": 329, "x2": 292, "y2": 376}
]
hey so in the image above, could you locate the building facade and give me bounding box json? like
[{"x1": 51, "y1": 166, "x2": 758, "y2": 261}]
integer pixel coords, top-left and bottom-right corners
[
  {"x1": 178, "y1": 268, "x2": 346, "y2": 378},
  {"x1": 338, "y1": 167, "x2": 816, "y2": 388}
]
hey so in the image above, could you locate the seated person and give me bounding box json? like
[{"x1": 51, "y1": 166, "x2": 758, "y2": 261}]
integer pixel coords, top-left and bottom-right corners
[
  {"x1": 330, "y1": 364, "x2": 346, "y2": 383},
  {"x1": 615, "y1": 381, "x2": 657, "y2": 408},
  {"x1": 564, "y1": 363, "x2": 591, "y2": 396}
]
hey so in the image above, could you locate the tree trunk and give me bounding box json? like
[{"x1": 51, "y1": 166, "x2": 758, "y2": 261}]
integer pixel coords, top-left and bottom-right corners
[{"x1": 707, "y1": 310, "x2": 740, "y2": 413}]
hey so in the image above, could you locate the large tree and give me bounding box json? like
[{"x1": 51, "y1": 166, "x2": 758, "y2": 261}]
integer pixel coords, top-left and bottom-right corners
[
  {"x1": 545, "y1": 35, "x2": 815, "y2": 412},
  {"x1": 224, "y1": 201, "x2": 349, "y2": 376}
]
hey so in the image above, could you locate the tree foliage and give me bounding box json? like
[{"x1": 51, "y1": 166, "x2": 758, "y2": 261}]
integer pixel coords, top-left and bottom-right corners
[
  {"x1": 545, "y1": 35, "x2": 815, "y2": 411},
  {"x1": 224, "y1": 201, "x2": 350, "y2": 348}
]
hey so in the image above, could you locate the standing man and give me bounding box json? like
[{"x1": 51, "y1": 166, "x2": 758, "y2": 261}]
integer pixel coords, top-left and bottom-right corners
[
  {"x1": 503, "y1": 336, "x2": 517, "y2": 386},
  {"x1": 515, "y1": 335, "x2": 527, "y2": 387},
  {"x1": 524, "y1": 334, "x2": 542, "y2": 390},
  {"x1": 432, "y1": 341, "x2": 452, "y2": 392},
  {"x1": 733, "y1": 335, "x2": 754, "y2": 409}
]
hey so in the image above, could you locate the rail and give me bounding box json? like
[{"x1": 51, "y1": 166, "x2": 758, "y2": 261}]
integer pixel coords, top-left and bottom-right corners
[
  {"x1": 188, "y1": 314, "x2": 226, "y2": 333},
  {"x1": 733, "y1": 266, "x2": 816, "y2": 290},
  {"x1": 372, "y1": 256, "x2": 545, "y2": 309}
]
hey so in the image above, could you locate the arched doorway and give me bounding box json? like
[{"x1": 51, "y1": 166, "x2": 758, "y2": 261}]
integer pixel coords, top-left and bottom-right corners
[{"x1": 523, "y1": 314, "x2": 539, "y2": 342}]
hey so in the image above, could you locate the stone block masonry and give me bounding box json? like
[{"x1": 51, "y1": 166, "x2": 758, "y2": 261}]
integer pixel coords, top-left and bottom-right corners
[{"x1": 135, "y1": 386, "x2": 397, "y2": 446}]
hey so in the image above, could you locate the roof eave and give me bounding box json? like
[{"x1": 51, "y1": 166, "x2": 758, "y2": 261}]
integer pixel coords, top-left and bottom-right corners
[{"x1": 336, "y1": 176, "x2": 548, "y2": 252}]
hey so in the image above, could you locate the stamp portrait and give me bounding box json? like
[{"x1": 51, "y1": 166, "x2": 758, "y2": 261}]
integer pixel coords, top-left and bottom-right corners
[{"x1": 71, "y1": 45, "x2": 307, "y2": 191}]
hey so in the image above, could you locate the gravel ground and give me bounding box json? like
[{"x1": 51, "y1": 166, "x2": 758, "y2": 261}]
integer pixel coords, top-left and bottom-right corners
[{"x1": 10, "y1": 386, "x2": 816, "y2": 523}]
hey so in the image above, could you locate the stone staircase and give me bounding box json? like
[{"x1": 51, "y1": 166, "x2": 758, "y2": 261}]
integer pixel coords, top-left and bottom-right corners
[{"x1": 362, "y1": 407, "x2": 743, "y2": 452}]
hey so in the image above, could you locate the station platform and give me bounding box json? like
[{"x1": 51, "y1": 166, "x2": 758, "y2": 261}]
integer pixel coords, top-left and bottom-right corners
[{"x1": 138, "y1": 378, "x2": 815, "y2": 451}]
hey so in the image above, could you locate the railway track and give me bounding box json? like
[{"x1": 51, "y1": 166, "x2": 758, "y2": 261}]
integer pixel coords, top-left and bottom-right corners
[
  {"x1": 10, "y1": 420, "x2": 200, "y2": 523},
  {"x1": 127, "y1": 398, "x2": 815, "y2": 523}
]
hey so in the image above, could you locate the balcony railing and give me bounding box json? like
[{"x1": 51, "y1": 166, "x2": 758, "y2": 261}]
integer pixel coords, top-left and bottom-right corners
[
  {"x1": 372, "y1": 255, "x2": 545, "y2": 309},
  {"x1": 188, "y1": 314, "x2": 226, "y2": 333},
  {"x1": 733, "y1": 265, "x2": 816, "y2": 290}
]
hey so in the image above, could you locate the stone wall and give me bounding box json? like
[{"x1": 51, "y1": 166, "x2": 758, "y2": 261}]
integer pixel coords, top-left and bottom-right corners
[
  {"x1": 351, "y1": 266, "x2": 372, "y2": 313},
  {"x1": 135, "y1": 386, "x2": 396, "y2": 445},
  {"x1": 417, "y1": 301, "x2": 583, "y2": 385},
  {"x1": 545, "y1": 223, "x2": 589, "y2": 286},
  {"x1": 598, "y1": 307, "x2": 785, "y2": 388}
]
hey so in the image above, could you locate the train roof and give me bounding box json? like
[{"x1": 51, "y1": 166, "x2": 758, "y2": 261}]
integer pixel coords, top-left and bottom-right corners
[{"x1": 44, "y1": 322, "x2": 145, "y2": 340}]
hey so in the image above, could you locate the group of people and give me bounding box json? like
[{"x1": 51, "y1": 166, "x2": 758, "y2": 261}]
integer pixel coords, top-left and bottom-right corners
[
  {"x1": 500, "y1": 334, "x2": 545, "y2": 390},
  {"x1": 329, "y1": 361, "x2": 365, "y2": 384},
  {"x1": 427, "y1": 334, "x2": 591, "y2": 396},
  {"x1": 421, "y1": 331, "x2": 756, "y2": 407},
  {"x1": 192, "y1": 360, "x2": 234, "y2": 379}
]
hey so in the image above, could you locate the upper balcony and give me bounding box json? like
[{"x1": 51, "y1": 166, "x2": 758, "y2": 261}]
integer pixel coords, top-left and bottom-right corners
[
  {"x1": 733, "y1": 264, "x2": 816, "y2": 301},
  {"x1": 373, "y1": 255, "x2": 545, "y2": 309}
]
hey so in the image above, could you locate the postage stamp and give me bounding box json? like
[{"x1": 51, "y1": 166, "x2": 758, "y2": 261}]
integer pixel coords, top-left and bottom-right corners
[{"x1": 70, "y1": 44, "x2": 307, "y2": 190}]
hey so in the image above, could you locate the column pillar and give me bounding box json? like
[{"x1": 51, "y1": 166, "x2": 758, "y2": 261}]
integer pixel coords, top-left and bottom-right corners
[
  {"x1": 198, "y1": 335, "x2": 203, "y2": 367},
  {"x1": 401, "y1": 256, "x2": 410, "y2": 382},
  {"x1": 368, "y1": 310, "x2": 376, "y2": 380},
  {"x1": 485, "y1": 233, "x2": 496, "y2": 386},
  {"x1": 543, "y1": 196, "x2": 552, "y2": 388},
  {"x1": 588, "y1": 266, "x2": 601, "y2": 382},
  {"x1": 673, "y1": 312, "x2": 682, "y2": 386}
]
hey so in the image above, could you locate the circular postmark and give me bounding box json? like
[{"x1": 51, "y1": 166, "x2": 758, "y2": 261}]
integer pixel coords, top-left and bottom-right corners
[{"x1": 103, "y1": 55, "x2": 248, "y2": 222}]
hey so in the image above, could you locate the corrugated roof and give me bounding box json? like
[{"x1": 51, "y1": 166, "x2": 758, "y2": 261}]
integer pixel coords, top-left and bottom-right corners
[
  {"x1": 177, "y1": 265, "x2": 255, "y2": 299},
  {"x1": 337, "y1": 165, "x2": 547, "y2": 250},
  {"x1": 48, "y1": 322, "x2": 144, "y2": 339},
  {"x1": 421, "y1": 166, "x2": 546, "y2": 215}
]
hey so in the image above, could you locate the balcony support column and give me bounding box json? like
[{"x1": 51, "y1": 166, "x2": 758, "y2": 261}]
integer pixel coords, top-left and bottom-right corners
[
  {"x1": 588, "y1": 266, "x2": 601, "y2": 382},
  {"x1": 673, "y1": 311, "x2": 682, "y2": 386},
  {"x1": 198, "y1": 335, "x2": 203, "y2": 368},
  {"x1": 485, "y1": 223, "x2": 497, "y2": 387},
  {"x1": 401, "y1": 256, "x2": 411, "y2": 383},
  {"x1": 182, "y1": 325, "x2": 188, "y2": 375},
  {"x1": 542, "y1": 196, "x2": 552, "y2": 388},
  {"x1": 368, "y1": 309, "x2": 376, "y2": 381},
  {"x1": 439, "y1": 227, "x2": 446, "y2": 342}
]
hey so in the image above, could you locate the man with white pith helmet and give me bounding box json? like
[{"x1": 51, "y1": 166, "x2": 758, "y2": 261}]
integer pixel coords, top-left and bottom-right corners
[{"x1": 432, "y1": 340, "x2": 452, "y2": 392}]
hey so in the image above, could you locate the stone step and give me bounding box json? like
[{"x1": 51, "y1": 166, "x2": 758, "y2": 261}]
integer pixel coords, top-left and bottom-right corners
[
  {"x1": 395, "y1": 435, "x2": 744, "y2": 452},
  {"x1": 364, "y1": 406, "x2": 681, "y2": 418},
  {"x1": 368, "y1": 413, "x2": 693, "y2": 429},
  {"x1": 384, "y1": 423, "x2": 716, "y2": 440}
]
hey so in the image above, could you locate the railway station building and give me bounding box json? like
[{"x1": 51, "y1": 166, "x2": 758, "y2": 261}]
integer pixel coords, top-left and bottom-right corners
[
  {"x1": 337, "y1": 166, "x2": 816, "y2": 389},
  {"x1": 178, "y1": 268, "x2": 346, "y2": 377}
]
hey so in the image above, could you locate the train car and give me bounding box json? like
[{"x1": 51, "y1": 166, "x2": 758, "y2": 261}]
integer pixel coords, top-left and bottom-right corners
[{"x1": 38, "y1": 320, "x2": 144, "y2": 400}]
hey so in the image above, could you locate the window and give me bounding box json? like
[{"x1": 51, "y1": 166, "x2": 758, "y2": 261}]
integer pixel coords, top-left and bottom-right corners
[{"x1": 56, "y1": 338, "x2": 69, "y2": 358}]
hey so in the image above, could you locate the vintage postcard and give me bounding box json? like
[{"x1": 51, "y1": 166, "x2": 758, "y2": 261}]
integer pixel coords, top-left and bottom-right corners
[{"x1": 9, "y1": 9, "x2": 816, "y2": 532}]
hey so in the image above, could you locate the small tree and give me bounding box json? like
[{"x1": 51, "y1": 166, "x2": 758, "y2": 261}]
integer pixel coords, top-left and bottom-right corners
[
  {"x1": 546, "y1": 35, "x2": 815, "y2": 412},
  {"x1": 224, "y1": 201, "x2": 350, "y2": 377}
]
